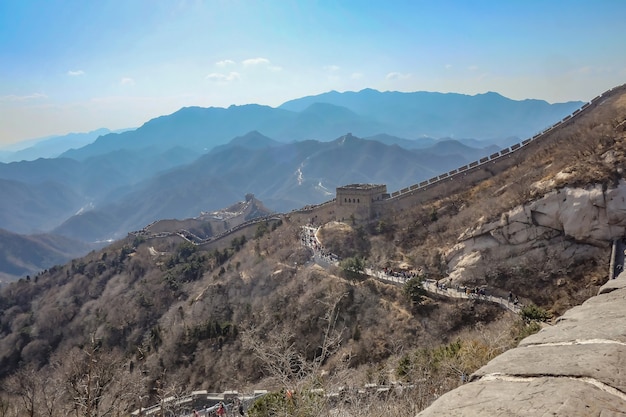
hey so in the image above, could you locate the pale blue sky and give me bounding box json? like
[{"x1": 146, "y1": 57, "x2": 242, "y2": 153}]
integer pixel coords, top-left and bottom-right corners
[{"x1": 1, "y1": 0, "x2": 625, "y2": 145}]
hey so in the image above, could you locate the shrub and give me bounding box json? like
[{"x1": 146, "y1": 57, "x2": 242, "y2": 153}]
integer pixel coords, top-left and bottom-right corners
[
  {"x1": 403, "y1": 276, "x2": 427, "y2": 306},
  {"x1": 520, "y1": 304, "x2": 551, "y2": 323},
  {"x1": 339, "y1": 256, "x2": 365, "y2": 279}
]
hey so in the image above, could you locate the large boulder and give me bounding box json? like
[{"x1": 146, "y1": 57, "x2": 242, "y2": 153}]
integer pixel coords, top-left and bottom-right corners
[{"x1": 416, "y1": 273, "x2": 626, "y2": 416}]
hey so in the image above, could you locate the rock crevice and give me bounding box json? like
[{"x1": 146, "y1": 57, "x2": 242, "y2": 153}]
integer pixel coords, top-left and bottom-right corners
[{"x1": 446, "y1": 181, "x2": 626, "y2": 283}]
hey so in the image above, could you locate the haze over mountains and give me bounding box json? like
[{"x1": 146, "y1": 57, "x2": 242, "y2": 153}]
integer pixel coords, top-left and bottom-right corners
[
  {"x1": 1, "y1": 81, "x2": 624, "y2": 417},
  {"x1": 59, "y1": 89, "x2": 581, "y2": 161},
  {"x1": 0, "y1": 128, "x2": 133, "y2": 163},
  {"x1": 0, "y1": 88, "x2": 584, "y2": 280}
]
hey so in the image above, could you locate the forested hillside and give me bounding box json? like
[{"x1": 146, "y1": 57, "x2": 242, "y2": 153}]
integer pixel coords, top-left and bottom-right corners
[{"x1": 0, "y1": 85, "x2": 625, "y2": 417}]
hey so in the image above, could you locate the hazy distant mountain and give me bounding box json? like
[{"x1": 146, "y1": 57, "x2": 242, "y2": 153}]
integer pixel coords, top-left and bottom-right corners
[
  {"x1": 0, "y1": 147, "x2": 199, "y2": 234},
  {"x1": 0, "y1": 228, "x2": 94, "y2": 282},
  {"x1": 427, "y1": 139, "x2": 500, "y2": 158},
  {"x1": 363, "y1": 133, "x2": 438, "y2": 149},
  {"x1": 0, "y1": 178, "x2": 86, "y2": 234},
  {"x1": 0, "y1": 128, "x2": 132, "y2": 162},
  {"x1": 57, "y1": 89, "x2": 583, "y2": 161},
  {"x1": 277, "y1": 102, "x2": 387, "y2": 141},
  {"x1": 210, "y1": 130, "x2": 282, "y2": 154},
  {"x1": 361, "y1": 133, "x2": 502, "y2": 151},
  {"x1": 60, "y1": 105, "x2": 295, "y2": 160},
  {"x1": 279, "y1": 89, "x2": 584, "y2": 140},
  {"x1": 52, "y1": 133, "x2": 499, "y2": 241}
]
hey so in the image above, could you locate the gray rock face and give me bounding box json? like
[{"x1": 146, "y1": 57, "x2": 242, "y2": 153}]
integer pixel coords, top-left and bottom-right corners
[
  {"x1": 416, "y1": 273, "x2": 626, "y2": 416},
  {"x1": 416, "y1": 377, "x2": 626, "y2": 417},
  {"x1": 445, "y1": 181, "x2": 626, "y2": 283}
]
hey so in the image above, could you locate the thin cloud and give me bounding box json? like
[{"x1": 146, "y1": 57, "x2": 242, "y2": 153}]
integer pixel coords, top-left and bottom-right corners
[
  {"x1": 205, "y1": 72, "x2": 241, "y2": 82},
  {"x1": 386, "y1": 72, "x2": 411, "y2": 80},
  {"x1": 242, "y1": 57, "x2": 270, "y2": 66},
  {"x1": 120, "y1": 77, "x2": 135, "y2": 86},
  {"x1": 468, "y1": 65, "x2": 479, "y2": 71},
  {"x1": 0, "y1": 93, "x2": 48, "y2": 102},
  {"x1": 445, "y1": 64, "x2": 453, "y2": 70},
  {"x1": 216, "y1": 59, "x2": 235, "y2": 67},
  {"x1": 242, "y1": 57, "x2": 282, "y2": 72},
  {"x1": 324, "y1": 65, "x2": 340, "y2": 72},
  {"x1": 351, "y1": 72, "x2": 364, "y2": 80},
  {"x1": 67, "y1": 70, "x2": 85, "y2": 76},
  {"x1": 575, "y1": 66, "x2": 613, "y2": 75}
]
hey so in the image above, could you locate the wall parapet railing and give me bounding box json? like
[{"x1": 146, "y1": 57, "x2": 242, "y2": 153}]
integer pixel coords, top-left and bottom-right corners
[
  {"x1": 130, "y1": 82, "x2": 626, "y2": 245},
  {"x1": 384, "y1": 82, "x2": 626, "y2": 201}
]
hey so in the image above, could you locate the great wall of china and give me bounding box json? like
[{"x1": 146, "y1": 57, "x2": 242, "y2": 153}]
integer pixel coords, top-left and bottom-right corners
[
  {"x1": 297, "y1": 82, "x2": 626, "y2": 220},
  {"x1": 129, "y1": 84, "x2": 626, "y2": 416},
  {"x1": 131, "y1": 83, "x2": 626, "y2": 251}
]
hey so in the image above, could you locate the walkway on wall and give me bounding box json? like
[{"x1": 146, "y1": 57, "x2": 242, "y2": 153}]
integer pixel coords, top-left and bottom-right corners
[
  {"x1": 372, "y1": 271, "x2": 523, "y2": 314},
  {"x1": 129, "y1": 215, "x2": 283, "y2": 247},
  {"x1": 288, "y1": 83, "x2": 626, "y2": 217},
  {"x1": 384, "y1": 83, "x2": 626, "y2": 202},
  {"x1": 301, "y1": 226, "x2": 523, "y2": 314}
]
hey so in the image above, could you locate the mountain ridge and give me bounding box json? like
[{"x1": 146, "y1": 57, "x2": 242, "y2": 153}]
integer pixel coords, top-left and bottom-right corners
[
  {"x1": 59, "y1": 88, "x2": 582, "y2": 160},
  {"x1": 279, "y1": 89, "x2": 582, "y2": 140},
  {"x1": 0, "y1": 88, "x2": 587, "y2": 278},
  {"x1": 0, "y1": 128, "x2": 132, "y2": 163},
  {"x1": 0, "y1": 83, "x2": 624, "y2": 417}
]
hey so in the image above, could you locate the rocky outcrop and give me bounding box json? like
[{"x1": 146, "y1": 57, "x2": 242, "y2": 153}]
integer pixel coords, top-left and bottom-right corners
[
  {"x1": 416, "y1": 273, "x2": 626, "y2": 416},
  {"x1": 446, "y1": 181, "x2": 626, "y2": 282}
]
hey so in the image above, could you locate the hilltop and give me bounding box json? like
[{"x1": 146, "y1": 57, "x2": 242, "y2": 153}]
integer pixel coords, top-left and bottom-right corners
[{"x1": 0, "y1": 84, "x2": 624, "y2": 417}]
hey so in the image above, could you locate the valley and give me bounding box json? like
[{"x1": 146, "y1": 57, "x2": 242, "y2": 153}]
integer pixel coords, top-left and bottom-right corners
[
  {"x1": 0, "y1": 89, "x2": 583, "y2": 281},
  {"x1": 0, "y1": 83, "x2": 625, "y2": 416},
  {"x1": 4, "y1": 1, "x2": 626, "y2": 415}
]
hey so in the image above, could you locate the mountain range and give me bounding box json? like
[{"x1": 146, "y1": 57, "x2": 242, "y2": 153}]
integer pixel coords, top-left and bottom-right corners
[
  {"x1": 0, "y1": 128, "x2": 132, "y2": 163},
  {"x1": 0, "y1": 82, "x2": 624, "y2": 416},
  {"x1": 0, "y1": 228, "x2": 94, "y2": 282},
  {"x1": 0, "y1": 88, "x2": 584, "y2": 280},
  {"x1": 60, "y1": 89, "x2": 582, "y2": 160}
]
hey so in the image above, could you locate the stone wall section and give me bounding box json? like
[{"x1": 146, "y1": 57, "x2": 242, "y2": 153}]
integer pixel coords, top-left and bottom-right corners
[
  {"x1": 335, "y1": 184, "x2": 387, "y2": 221},
  {"x1": 384, "y1": 83, "x2": 626, "y2": 214},
  {"x1": 290, "y1": 83, "x2": 626, "y2": 222}
]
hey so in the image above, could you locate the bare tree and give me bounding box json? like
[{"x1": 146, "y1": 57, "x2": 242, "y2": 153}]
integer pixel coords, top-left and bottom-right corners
[
  {"x1": 60, "y1": 335, "x2": 141, "y2": 417},
  {"x1": 1, "y1": 364, "x2": 67, "y2": 417},
  {"x1": 3, "y1": 365, "x2": 39, "y2": 417},
  {"x1": 38, "y1": 372, "x2": 65, "y2": 417},
  {"x1": 240, "y1": 292, "x2": 347, "y2": 417},
  {"x1": 0, "y1": 395, "x2": 10, "y2": 417},
  {"x1": 151, "y1": 369, "x2": 188, "y2": 417}
]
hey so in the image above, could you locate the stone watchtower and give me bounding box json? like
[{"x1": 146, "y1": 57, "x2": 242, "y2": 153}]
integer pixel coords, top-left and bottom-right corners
[{"x1": 335, "y1": 184, "x2": 388, "y2": 221}]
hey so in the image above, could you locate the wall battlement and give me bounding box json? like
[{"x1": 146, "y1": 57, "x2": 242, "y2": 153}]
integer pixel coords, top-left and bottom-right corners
[
  {"x1": 335, "y1": 184, "x2": 388, "y2": 220},
  {"x1": 322, "y1": 82, "x2": 626, "y2": 221}
]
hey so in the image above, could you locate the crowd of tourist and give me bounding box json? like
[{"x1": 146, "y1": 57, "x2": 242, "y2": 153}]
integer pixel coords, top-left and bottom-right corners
[{"x1": 299, "y1": 226, "x2": 522, "y2": 312}]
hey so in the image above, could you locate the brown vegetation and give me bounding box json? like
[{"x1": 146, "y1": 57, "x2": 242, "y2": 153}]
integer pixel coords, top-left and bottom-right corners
[{"x1": 1, "y1": 86, "x2": 626, "y2": 416}]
